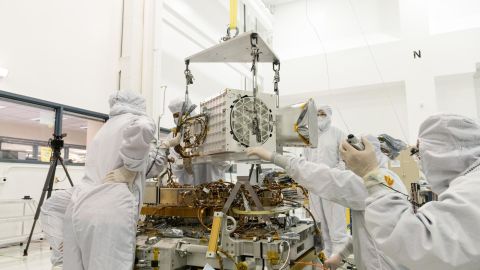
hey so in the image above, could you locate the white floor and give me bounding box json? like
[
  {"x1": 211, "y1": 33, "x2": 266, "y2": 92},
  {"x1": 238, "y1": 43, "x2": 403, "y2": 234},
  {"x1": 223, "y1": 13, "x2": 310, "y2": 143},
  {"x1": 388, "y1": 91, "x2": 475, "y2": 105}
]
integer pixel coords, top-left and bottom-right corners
[
  {"x1": 0, "y1": 240, "x2": 52, "y2": 270},
  {"x1": 0, "y1": 240, "x2": 352, "y2": 270}
]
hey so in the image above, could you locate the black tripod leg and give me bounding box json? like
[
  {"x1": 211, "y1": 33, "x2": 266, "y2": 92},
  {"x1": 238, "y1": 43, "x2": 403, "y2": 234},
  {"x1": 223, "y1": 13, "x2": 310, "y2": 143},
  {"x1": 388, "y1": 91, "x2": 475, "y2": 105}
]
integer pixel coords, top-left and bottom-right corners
[
  {"x1": 46, "y1": 158, "x2": 57, "y2": 199},
  {"x1": 58, "y1": 157, "x2": 74, "y2": 187},
  {"x1": 23, "y1": 157, "x2": 58, "y2": 256}
]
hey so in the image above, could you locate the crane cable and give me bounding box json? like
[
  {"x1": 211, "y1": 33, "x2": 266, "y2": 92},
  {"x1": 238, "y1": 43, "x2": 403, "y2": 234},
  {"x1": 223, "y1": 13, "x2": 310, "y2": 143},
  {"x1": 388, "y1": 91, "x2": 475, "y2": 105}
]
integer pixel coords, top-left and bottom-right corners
[
  {"x1": 347, "y1": 0, "x2": 409, "y2": 142},
  {"x1": 305, "y1": 0, "x2": 410, "y2": 142},
  {"x1": 305, "y1": 0, "x2": 351, "y2": 133}
]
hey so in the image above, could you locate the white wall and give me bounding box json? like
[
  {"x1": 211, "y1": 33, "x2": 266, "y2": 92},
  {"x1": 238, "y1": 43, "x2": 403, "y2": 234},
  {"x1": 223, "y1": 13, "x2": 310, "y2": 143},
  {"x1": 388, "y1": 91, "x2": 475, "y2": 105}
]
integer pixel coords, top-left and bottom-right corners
[
  {"x1": 273, "y1": 0, "x2": 401, "y2": 59},
  {"x1": 270, "y1": 0, "x2": 480, "y2": 142},
  {"x1": 428, "y1": 0, "x2": 480, "y2": 34},
  {"x1": 0, "y1": 0, "x2": 124, "y2": 114},
  {"x1": 435, "y1": 73, "x2": 478, "y2": 119}
]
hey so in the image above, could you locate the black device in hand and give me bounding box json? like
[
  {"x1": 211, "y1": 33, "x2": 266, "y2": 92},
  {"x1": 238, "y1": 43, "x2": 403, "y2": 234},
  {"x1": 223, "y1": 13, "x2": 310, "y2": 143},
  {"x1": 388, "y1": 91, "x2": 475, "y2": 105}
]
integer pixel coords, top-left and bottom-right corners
[{"x1": 347, "y1": 134, "x2": 365, "y2": 151}]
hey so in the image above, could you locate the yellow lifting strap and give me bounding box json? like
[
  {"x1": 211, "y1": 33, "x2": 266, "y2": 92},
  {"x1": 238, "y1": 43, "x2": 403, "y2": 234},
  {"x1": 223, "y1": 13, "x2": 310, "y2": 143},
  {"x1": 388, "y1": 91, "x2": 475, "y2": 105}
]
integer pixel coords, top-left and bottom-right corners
[{"x1": 230, "y1": 0, "x2": 238, "y2": 29}]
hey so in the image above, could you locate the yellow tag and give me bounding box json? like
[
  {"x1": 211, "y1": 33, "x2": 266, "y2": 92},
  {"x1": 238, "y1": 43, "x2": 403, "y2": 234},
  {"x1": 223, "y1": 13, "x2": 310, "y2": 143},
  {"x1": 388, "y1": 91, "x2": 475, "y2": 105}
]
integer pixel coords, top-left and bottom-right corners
[
  {"x1": 39, "y1": 147, "x2": 52, "y2": 162},
  {"x1": 384, "y1": 175, "x2": 394, "y2": 187},
  {"x1": 267, "y1": 250, "x2": 280, "y2": 265}
]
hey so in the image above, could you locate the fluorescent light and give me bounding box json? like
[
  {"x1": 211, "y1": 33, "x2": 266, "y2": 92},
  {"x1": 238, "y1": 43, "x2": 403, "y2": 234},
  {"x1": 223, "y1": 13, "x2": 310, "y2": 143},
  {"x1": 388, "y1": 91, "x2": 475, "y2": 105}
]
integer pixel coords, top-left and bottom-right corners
[
  {"x1": 0, "y1": 106, "x2": 6, "y2": 109},
  {"x1": 0, "y1": 67, "x2": 8, "y2": 78},
  {"x1": 30, "y1": 118, "x2": 40, "y2": 121},
  {"x1": 79, "y1": 126, "x2": 88, "y2": 129}
]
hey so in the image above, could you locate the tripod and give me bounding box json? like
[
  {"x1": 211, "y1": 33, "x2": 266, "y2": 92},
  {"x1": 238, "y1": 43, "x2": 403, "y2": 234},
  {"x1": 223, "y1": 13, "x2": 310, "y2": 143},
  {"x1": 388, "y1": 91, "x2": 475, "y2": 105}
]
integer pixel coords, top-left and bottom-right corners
[{"x1": 23, "y1": 133, "x2": 74, "y2": 256}]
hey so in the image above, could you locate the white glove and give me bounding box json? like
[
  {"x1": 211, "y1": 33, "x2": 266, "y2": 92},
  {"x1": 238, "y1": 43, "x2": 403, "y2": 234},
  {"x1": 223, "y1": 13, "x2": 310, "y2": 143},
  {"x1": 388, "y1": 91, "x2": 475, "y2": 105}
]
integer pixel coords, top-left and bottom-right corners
[
  {"x1": 324, "y1": 254, "x2": 343, "y2": 270},
  {"x1": 246, "y1": 147, "x2": 274, "y2": 161},
  {"x1": 104, "y1": 166, "x2": 137, "y2": 187},
  {"x1": 161, "y1": 134, "x2": 181, "y2": 148},
  {"x1": 339, "y1": 136, "x2": 378, "y2": 178}
]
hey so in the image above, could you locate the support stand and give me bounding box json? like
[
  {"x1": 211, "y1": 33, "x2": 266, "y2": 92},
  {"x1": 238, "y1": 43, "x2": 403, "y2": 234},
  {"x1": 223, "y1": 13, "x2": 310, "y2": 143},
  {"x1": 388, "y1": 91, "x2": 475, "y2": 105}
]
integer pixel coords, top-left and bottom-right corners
[
  {"x1": 222, "y1": 178, "x2": 264, "y2": 214},
  {"x1": 23, "y1": 134, "x2": 73, "y2": 256},
  {"x1": 247, "y1": 163, "x2": 262, "y2": 184}
]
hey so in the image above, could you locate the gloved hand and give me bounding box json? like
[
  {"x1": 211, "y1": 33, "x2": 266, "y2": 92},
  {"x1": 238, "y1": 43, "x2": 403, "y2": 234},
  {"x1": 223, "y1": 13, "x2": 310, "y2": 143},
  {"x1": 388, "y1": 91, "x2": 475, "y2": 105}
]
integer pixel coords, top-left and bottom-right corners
[
  {"x1": 324, "y1": 254, "x2": 343, "y2": 270},
  {"x1": 161, "y1": 134, "x2": 181, "y2": 148},
  {"x1": 339, "y1": 136, "x2": 378, "y2": 178},
  {"x1": 246, "y1": 147, "x2": 274, "y2": 161},
  {"x1": 104, "y1": 166, "x2": 137, "y2": 187}
]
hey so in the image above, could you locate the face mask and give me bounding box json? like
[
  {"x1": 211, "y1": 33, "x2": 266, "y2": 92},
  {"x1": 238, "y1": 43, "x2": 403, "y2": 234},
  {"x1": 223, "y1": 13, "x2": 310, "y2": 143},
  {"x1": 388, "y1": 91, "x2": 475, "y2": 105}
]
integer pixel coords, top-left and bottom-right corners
[
  {"x1": 317, "y1": 116, "x2": 331, "y2": 132},
  {"x1": 419, "y1": 146, "x2": 452, "y2": 195}
]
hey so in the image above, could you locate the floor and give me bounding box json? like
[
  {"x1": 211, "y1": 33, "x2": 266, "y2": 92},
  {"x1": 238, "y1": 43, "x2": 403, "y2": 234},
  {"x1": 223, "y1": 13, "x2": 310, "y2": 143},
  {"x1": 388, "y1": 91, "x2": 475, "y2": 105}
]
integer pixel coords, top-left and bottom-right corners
[
  {"x1": 0, "y1": 240, "x2": 52, "y2": 270},
  {"x1": 0, "y1": 240, "x2": 351, "y2": 270}
]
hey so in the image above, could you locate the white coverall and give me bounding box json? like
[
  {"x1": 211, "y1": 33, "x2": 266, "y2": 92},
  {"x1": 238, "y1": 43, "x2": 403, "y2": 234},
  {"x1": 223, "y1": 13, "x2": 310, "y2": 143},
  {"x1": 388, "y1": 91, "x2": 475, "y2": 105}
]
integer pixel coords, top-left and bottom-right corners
[
  {"x1": 41, "y1": 90, "x2": 167, "y2": 270},
  {"x1": 302, "y1": 105, "x2": 349, "y2": 256},
  {"x1": 168, "y1": 97, "x2": 229, "y2": 185},
  {"x1": 40, "y1": 188, "x2": 73, "y2": 266},
  {"x1": 363, "y1": 114, "x2": 480, "y2": 270},
  {"x1": 275, "y1": 136, "x2": 408, "y2": 270}
]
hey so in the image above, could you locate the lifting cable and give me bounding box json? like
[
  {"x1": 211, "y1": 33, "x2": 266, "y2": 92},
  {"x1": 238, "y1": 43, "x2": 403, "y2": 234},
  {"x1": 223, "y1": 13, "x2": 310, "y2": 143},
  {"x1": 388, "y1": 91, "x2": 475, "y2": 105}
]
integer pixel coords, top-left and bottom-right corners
[
  {"x1": 305, "y1": 0, "x2": 410, "y2": 142},
  {"x1": 305, "y1": 0, "x2": 352, "y2": 133},
  {"x1": 347, "y1": 0, "x2": 409, "y2": 142}
]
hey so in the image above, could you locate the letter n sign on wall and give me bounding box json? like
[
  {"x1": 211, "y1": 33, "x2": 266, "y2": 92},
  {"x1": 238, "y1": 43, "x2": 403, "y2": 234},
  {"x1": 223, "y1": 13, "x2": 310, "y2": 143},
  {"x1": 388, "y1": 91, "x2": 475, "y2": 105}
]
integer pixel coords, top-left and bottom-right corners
[{"x1": 413, "y1": 50, "x2": 421, "y2": 59}]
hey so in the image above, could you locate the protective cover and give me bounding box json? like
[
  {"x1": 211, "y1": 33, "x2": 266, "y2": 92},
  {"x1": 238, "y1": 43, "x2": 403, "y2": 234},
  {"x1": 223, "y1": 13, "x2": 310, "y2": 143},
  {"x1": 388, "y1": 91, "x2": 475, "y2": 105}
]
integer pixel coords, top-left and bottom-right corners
[{"x1": 276, "y1": 99, "x2": 318, "y2": 148}]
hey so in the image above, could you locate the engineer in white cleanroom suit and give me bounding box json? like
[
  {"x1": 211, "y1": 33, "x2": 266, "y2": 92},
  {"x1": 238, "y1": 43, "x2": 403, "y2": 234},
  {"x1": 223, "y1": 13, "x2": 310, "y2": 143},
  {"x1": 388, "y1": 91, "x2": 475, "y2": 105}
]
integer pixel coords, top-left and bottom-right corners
[
  {"x1": 40, "y1": 148, "x2": 169, "y2": 268},
  {"x1": 40, "y1": 188, "x2": 73, "y2": 267},
  {"x1": 41, "y1": 90, "x2": 176, "y2": 270},
  {"x1": 246, "y1": 135, "x2": 409, "y2": 270},
  {"x1": 340, "y1": 114, "x2": 480, "y2": 270},
  {"x1": 303, "y1": 105, "x2": 349, "y2": 257},
  {"x1": 167, "y1": 97, "x2": 229, "y2": 185}
]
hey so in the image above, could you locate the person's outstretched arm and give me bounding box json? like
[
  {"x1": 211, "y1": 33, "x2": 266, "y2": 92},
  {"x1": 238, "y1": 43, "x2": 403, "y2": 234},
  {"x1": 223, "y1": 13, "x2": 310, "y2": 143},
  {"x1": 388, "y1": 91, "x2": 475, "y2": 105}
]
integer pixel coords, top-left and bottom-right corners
[{"x1": 246, "y1": 147, "x2": 368, "y2": 210}]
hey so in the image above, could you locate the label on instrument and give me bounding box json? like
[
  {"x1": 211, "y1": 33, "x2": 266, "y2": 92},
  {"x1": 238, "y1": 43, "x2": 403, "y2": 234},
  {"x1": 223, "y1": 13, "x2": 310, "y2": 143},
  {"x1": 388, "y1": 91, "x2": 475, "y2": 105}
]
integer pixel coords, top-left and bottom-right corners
[{"x1": 390, "y1": 160, "x2": 401, "y2": 168}]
